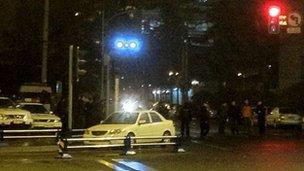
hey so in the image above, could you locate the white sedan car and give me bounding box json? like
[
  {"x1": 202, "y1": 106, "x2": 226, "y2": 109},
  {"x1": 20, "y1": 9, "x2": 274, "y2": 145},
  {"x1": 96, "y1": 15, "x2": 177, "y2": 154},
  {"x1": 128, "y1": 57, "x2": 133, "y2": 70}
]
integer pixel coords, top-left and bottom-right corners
[
  {"x1": 84, "y1": 110, "x2": 176, "y2": 144},
  {"x1": 18, "y1": 103, "x2": 62, "y2": 128},
  {"x1": 0, "y1": 97, "x2": 33, "y2": 126}
]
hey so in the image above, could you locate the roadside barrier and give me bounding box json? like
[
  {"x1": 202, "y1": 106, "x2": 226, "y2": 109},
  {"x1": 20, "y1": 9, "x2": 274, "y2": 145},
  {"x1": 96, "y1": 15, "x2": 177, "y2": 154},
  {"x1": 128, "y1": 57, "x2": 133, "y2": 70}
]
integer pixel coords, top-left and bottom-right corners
[
  {"x1": 56, "y1": 135, "x2": 185, "y2": 159},
  {"x1": 0, "y1": 129, "x2": 85, "y2": 142}
]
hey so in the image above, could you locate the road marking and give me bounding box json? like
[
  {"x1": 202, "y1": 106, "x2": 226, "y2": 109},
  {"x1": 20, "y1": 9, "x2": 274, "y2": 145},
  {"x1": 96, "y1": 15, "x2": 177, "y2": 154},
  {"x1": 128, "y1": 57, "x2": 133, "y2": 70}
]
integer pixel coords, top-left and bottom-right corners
[
  {"x1": 112, "y1": 159, "x2": 157, "y2": 171},
  {"x1": 98, "y1": 159, "x2": 128, "y2": 171}
]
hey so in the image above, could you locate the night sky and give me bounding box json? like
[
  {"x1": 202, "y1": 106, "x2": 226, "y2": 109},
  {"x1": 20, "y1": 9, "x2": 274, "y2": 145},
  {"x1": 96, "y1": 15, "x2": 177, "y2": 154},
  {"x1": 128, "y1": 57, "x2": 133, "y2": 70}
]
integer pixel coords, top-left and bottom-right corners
[{"x1": 0, "y1": 0, "x2": 287, "y2": 99}]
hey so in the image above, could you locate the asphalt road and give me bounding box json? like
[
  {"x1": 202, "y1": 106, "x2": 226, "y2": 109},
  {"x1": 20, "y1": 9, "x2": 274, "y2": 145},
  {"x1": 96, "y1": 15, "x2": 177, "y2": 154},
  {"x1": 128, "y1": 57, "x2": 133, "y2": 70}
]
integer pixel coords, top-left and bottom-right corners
[{"x1": 1, "y1": 122, "x2": 304, "y2": 171}]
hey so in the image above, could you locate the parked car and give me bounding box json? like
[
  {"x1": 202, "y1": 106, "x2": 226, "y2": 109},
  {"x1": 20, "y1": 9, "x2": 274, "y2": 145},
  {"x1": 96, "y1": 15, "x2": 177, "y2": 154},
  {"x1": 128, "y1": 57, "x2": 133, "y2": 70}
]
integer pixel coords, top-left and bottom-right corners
[
  {"x1": 17, "y1": 102, "x2": 62, "y2": 129},
  {"x1": 83, "y1": 110, "x2": 175, "y2": 144},
  {"x1": 266, "y1": 107, "x2": 302, "y2": 128},
  {"x1": 0, "y1": 97, "x2": 33, "y2": 127}
]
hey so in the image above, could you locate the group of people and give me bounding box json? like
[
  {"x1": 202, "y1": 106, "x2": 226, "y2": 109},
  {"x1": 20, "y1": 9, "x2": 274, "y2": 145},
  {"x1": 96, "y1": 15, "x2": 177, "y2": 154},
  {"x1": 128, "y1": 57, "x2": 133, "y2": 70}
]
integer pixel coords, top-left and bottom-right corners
[
  {"x1": 178, "y1": 99, "x2": 267, "y2": 138},
  {"x1": 217, "y1": 99, "x2": 266, "y2": 135},
  {"x1": 179, "y1": 102, "x2": 210, "y2": 138}
]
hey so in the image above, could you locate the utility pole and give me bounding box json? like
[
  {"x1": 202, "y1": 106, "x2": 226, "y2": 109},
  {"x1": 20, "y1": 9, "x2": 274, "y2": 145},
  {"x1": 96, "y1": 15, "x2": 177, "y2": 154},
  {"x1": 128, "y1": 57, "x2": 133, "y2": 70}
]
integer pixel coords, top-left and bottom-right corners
[
  {"x1": 42, "y1": 0, "x2": 49, "y2": 83},
  {"x1": 68, "y1": 45, "x2": 74, "y2": 130}
]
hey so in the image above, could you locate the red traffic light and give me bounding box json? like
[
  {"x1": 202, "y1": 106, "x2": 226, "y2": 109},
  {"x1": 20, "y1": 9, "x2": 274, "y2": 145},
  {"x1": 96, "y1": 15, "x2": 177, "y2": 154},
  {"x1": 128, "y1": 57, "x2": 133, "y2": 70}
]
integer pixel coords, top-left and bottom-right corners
[{"x1": 268, "y1": 6, "x2": 280, "y2": 17}]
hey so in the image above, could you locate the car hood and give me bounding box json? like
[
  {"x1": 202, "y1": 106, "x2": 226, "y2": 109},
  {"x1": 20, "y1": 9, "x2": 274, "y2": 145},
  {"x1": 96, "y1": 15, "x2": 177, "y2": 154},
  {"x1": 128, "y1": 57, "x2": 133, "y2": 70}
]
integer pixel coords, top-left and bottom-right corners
[
  {"x1": 0, "y1": 108, "x2": 30, "y2": 114},
  {"x1": 31, "y1": 114, "x2": 60, "y2": 120},
  {"x1": 88, "y1": 124, "x2": 133, "y2": 131}
]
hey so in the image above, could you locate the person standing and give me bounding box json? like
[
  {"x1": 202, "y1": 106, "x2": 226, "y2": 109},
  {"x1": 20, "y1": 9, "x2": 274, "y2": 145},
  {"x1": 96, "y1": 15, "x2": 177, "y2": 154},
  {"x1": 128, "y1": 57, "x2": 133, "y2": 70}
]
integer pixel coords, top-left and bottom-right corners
[
  {"x1": 199, "y1": 102, "x2": 210, "y2": 138},
  {"x1": 179, "y1": 102, "x2": 192, "y2": 138},
  {"x1": 56, "y1": 97, "x2": 68, "y2": 137},
  {"x1": 218, "y1": 103, "x2": 228, "y2": 134},
  {"x1": 228, "y1": 101, "x2": 240, "y2": 135},
  {"x1": 255, "y1": 101, "x2": 266, "y2": 135},
  {"x1": 241, "y1": 99, "x2": 253, "y2": 135}
]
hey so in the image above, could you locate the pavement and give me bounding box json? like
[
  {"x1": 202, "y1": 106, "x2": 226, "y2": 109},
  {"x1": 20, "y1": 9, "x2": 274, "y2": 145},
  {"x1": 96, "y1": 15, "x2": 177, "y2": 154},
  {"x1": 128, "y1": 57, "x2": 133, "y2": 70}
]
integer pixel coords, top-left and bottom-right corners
[{"x1": 1, "y1": 121, "x2": 304, "y2": 170}]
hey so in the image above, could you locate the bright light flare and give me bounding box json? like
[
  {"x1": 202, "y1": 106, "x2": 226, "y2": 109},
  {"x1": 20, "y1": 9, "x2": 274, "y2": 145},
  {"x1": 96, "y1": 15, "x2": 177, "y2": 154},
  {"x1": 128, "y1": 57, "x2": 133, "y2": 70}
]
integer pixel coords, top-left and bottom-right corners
[
  {"x1": 116, "y1": 41, "x2": 124, "y2": 48},
  {"x1": 268, "y1": 6, "x2": 280, "y2": 17},
  {"x1": 129, "y1": 41, "x2": 137, "y2": 49},
  {"x1": 122, "y1": 100, "x2": 138, "y2": 112}
]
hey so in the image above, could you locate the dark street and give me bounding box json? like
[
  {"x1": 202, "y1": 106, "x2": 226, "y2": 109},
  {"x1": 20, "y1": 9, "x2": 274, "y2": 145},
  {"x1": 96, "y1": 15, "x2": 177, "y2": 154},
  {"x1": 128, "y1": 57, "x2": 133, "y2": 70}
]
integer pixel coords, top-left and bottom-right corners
[{"x1": 1, "y1": 123, "x2": 304, "y2": 171}]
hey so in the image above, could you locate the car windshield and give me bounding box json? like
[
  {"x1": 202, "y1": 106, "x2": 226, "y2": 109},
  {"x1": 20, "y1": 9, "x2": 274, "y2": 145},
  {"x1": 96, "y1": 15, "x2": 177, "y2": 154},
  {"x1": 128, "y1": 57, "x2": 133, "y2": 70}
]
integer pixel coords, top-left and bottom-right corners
[
  {"x1": 0, "y1": 99, "x2": 15, "y2": 108},
  {"x1": 280, "y1": 108, "x2": 298, "y2": 114},
  {"x1": 103, "y1": 112, "x2": 139, "y2": 124},
  {"x1": 20, "y1": 105, "x2": 48, "y2": 114}
]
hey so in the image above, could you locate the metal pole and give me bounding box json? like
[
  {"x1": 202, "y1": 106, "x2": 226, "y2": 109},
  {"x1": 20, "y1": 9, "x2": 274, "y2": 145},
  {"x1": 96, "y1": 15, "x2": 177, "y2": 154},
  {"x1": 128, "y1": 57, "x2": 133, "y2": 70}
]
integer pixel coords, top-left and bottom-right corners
[
  {"x1": 181, "y1": 45, "x2": 189, "y2": 104},
  {"x1": 101, "y1": 9, "x2": 105, "y2": 108},
  {"x1": 42, "y1": 0, "x2": 49, "y2": 83},
  {"x1": 68, "y1": 45, "x2": 74, "y2": 130},
  {"x1": 114, "y1": 75, "x2": 120, "y2": 112},
  {"x1": 101, "y1": 5, "x2": 110, "y2": 116},
  {"x1": 106, "y1": 54, "x2": 110, "y2": 115}
]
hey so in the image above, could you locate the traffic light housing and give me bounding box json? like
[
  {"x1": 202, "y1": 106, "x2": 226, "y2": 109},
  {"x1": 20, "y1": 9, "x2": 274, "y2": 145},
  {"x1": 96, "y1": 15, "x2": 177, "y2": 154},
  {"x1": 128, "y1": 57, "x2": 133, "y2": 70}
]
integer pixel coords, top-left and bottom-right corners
[{"x1": 267, "y1": 6, "x2": 281, "y2": 34}]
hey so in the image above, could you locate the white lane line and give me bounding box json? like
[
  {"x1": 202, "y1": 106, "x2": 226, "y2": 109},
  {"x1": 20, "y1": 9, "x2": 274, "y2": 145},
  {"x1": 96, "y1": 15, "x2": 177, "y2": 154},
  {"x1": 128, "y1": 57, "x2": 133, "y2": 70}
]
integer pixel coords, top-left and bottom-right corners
[
  {"x1": 98, "y1": 159, "x2": 129, "y2": 171},
  {"x1": 112, "y1": 159, "x2": 157, "y2": 171}
]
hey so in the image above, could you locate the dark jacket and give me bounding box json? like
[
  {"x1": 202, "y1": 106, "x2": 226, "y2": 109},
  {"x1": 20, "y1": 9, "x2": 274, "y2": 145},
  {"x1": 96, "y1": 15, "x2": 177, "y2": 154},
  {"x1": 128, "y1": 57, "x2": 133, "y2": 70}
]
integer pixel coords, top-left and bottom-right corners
[
  {"x1": 255, "y1": 104, "x2": 266, "y2": 121},
  {"x1": 228, "y1": 105, "x2": 240, "y2": 120},
  {"x1": 179, "y1": 103, "x2": 192, "y2": 122}
]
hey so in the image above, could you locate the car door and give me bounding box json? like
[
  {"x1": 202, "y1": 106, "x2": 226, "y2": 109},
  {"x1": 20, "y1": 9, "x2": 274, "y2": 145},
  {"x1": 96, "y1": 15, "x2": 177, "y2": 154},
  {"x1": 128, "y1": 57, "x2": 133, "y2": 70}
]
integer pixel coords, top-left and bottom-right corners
[
  {"x1": 136, "y1": 112, "x2": 153, "y2": 138},
  {"x1": 149, "y1": 112, "x2": 164, "y2": 136}
]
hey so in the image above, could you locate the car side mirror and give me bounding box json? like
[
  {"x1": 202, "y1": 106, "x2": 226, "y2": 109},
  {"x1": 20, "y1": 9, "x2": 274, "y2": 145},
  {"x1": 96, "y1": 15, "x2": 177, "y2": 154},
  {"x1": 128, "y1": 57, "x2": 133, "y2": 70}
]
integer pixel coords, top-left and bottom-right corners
[{"x1": 138, "y1": 120, "x2": 146, "y2": 125}]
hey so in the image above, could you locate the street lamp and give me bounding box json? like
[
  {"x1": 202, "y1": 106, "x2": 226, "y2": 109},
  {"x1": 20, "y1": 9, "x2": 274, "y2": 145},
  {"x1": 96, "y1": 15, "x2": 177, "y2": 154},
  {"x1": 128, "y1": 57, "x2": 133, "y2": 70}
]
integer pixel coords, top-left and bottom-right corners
[{"x1": 191, "y1": 79, "x2": 200, "y2": 86}]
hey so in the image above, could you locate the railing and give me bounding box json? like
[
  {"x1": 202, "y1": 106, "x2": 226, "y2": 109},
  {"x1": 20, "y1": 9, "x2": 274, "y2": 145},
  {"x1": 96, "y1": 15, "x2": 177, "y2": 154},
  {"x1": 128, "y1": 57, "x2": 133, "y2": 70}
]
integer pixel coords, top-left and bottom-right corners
[
  {"x1": 0, "y1": 129, "x2": 85, "y2": 141},
  {"x1": 0, "y1": 129, "x2": 185, "y2": 159},
  {"x1": 57, "y1": 135, "x2": 185, "y2": 158}
]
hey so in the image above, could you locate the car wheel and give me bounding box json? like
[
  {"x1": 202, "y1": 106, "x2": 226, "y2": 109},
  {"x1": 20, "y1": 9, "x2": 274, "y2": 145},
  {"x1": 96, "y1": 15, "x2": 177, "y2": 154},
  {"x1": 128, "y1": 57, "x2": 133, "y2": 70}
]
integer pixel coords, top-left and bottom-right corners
[{"x1": 162, "y1": 131, "x2": 171, "y2": 143}]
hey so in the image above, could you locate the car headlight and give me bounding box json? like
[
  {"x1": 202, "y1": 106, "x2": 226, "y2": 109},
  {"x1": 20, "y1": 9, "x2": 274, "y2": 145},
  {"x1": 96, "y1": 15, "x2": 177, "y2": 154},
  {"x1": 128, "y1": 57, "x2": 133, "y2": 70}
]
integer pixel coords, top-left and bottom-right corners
[
  {"x1": 54, "y1": 119, "x2": 61, "y2": 123},
  {"x1": 108, "y1": 129, "x2": 122, "y2": 134},
  {"x1": 24, "y1": 114, "x2": 32, "y2": 120}
]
